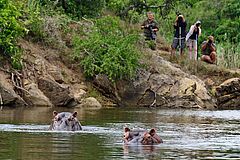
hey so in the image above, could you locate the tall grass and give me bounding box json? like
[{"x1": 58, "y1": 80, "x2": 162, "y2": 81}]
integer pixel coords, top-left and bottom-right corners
[{"x1": 217, "y1": 43, "x2": 240, "y2": 68}]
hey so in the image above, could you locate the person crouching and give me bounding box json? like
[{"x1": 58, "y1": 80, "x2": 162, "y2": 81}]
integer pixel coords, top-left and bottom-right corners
[{"x1": 201, "y1": 36, "x2": 217, "y2": 64}]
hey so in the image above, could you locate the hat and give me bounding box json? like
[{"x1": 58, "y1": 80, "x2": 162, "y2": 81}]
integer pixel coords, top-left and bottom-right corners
[{"x1": 196, "y1": 20, "x2": 201, "y2": 24}]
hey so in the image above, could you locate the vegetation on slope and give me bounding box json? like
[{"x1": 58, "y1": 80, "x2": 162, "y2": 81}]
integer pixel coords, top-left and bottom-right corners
[
  {"x1": 0, "y1": 0, "x2": 239, "y2": 83},
  {"x1": 106, "y1": 0, "x2": 240, "y2": 68}
]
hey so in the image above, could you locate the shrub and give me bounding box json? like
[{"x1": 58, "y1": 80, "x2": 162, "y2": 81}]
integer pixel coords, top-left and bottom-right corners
[
  {"x1": 72, "y1": 16, "x2": 141, "y2": 81},
  {"x1": 40, "y1": 0, "x2": 105, "y2": 18},
  {"x1": 24, "y1": 0, "x2": 72, "y2": 49},
  {"x1": 0, "y1": 0, "x2": 26, "y2": 69}
]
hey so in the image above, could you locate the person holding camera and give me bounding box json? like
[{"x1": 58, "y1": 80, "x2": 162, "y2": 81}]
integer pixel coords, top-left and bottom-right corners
[
  {"x1": 171, "y1": 14, "x2": 187, "y2": 56},
  {"x1": 186, "y1": 20, "x2": 202, "y2": 60},
  {"x1": 141, "y1": 12, "x2": 159, "y2": 41},
  {"x1": 201, "y1": 36, "x2": 217, "y2": 64}
]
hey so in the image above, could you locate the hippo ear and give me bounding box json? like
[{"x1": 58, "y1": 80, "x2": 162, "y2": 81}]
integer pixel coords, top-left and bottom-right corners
[
  {"x1": 53, "y1": 111, "x2": 58, "y2": 116},
  {"x1": 72, "y1": 111, "x2": 78, "y2": 117}
]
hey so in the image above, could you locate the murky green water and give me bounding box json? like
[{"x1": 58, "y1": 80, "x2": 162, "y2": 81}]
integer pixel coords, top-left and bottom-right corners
[{"x1": 0, "y1": 107, "x2": 240, "y2": 160}]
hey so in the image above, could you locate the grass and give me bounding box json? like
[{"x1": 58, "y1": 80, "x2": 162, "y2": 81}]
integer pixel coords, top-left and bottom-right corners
[{"x1": 155, "y1": 45, "x2": 240, "y2": 86}]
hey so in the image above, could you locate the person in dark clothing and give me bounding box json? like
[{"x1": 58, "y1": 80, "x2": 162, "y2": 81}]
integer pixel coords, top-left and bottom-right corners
[
  {"x1": 141, "y1": 12, "x2": 159, "y2": 50},
  {"x1": 171, "y1": 15, "x2": 187, "y2": 56},
  {"x1": 201, "y1": 36, "x2": 217, "y2": 64}
]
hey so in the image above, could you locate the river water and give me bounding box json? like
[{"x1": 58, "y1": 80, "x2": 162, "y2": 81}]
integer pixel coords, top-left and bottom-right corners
[{"x1": 0, "y1": 107, "x2": 239, "y2": 160}]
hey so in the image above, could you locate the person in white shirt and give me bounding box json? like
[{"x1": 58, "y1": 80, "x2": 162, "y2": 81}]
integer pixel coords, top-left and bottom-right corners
[{"x1": 186, "y1": 20, "x2": 201, "y2": 60}]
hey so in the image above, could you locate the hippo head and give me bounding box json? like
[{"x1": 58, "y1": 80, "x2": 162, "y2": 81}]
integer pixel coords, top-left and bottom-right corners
[
  {"x1": 141, "y1": 133, "x2": 154, "y2": 145},
  {"x1": 49, "y1": 111, "x2": 82, "y2": 131}
]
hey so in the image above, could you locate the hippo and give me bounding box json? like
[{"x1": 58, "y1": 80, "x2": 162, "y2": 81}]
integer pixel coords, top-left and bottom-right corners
[
  {"x1": 124, "y1": 128, "x2": 163, "y2": 145},
  {"x1": 49, "y1": 111, "x2": 82, "y2": 131}
]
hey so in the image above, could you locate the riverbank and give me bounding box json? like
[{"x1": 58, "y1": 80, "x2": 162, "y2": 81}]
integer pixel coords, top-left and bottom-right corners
[{"x1": 0, "y1": 18, "x2": 239, "y2": 109}]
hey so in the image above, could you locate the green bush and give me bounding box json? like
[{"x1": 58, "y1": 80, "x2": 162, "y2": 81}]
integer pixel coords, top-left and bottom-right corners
[
  {"x1": 40, "y1": 0, "x2": 105, "y2": 18},
  {"x1": 0, "y1": 0, "x2": 26, "y2": 69},
  {"x1": 24, "y1": 0, "x2": 72, "y2": 49},
  {"x1": 24, "y1": 0, "x2": 45, "y2": 40},
  {"x1": 72, "y1": 16, "x2": 141, "y2": 81}
]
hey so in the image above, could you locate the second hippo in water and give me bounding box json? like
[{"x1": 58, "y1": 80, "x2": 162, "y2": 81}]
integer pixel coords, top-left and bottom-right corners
[
  {"x1": 49, "y1": 111, "x2": 82, "y2": 131},
  {"x1": 124, "y1": 128, "x2": 163, "y2": 145}
]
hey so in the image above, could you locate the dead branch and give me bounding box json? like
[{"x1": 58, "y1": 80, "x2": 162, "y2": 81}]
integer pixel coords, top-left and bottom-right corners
[
  {"x1": 11, "y1": 72, "x2": 30, "y2": 95},
  {"x1": 0, "y1": 67, "x2": 11, "y2": 74}
]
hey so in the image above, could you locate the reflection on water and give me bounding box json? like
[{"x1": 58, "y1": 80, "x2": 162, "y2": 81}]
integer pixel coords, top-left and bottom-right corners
[{"x1": 0, "y1": 107, "x2": 240, "y2": 160}]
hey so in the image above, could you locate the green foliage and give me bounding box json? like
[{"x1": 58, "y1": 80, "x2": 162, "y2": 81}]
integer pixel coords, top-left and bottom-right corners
[
  {"x1": 72, "y1": 16, "x2": 141, "y2": 81},
  {"x1": 106, "y1": 0, "x2": 129, "y2": 13},
  {"x1": 40, "y1": 0, "x2": 105, "y2": 18},
  {"x1": 107, "y1": 0, "x2": 240, "y2": 68},
  {"x1": 0, "y1": 0, "x2": 26, "y2": 69},
  {"x1": 156, "y1": 0, "x2": 240, "y2": 68},
  {"x1": 24, "y1": 0, "x2": 72, "y2": 48},
  {"x1": 24, "y1": 0, "x2": 45, "y2": 40}
]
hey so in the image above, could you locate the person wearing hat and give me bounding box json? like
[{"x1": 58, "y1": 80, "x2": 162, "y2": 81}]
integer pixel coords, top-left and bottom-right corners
[
  {"x1": 186, "y1": 20, "x2": 202, "y2": 60},
  {"x1": 171, "y1": 14, "x2": 187, "y2": 56},
  {"x1": 201, "y1": 36, "x2": 217, "y2": 64},
  {"x1": 141, "y1": 12, "x2": 159, "y2": 50}
]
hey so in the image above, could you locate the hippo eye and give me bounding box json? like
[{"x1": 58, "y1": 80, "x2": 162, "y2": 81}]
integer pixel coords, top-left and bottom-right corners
[
  {"x1": 68, "y1": 117, "x2": 74, "y2": 121},
  {"x1": 56, "y1": 117, "x2": 61, "y2": 121}
]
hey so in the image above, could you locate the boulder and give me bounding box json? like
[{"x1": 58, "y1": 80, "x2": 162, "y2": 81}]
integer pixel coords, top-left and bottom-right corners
[
  {"x1": 73, "y1": 89, "x2": 87, "y2": 103},
  {"x1": 37, "y1": 76, "x2": 76, "y2": 107},
  {"x1": 47, "y1": 65, "x2": 64, "y2": 84},
  {"x1": 77, "y1": 97, "x2": 102, "y2": 109},
  {"x1": 0, "y1": 71, "x2": 26, "y2": 106},
  {"x1": 215, "y1": 78, "x2": 240, "y2": 109},
  {"x1": 24, "y1": 82, "x2": 53, "y2": 106}
]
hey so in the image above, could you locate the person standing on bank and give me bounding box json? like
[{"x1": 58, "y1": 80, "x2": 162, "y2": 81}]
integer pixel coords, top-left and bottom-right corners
[
  {"x1": 171, "y1": 14, "x2": 187, "y2": 56},
  {"x1": 141, "y1": 12, "x2": 159, "y2": 49},
  {"x1": 201, "y1": 36, "x2": 217, "y2": 64},
  {"x1": 186, "y1": 20, "x2": 201, "y2": 60}
]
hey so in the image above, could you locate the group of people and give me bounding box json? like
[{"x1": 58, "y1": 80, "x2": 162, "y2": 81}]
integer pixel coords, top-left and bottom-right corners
[
  {"x1": 141, "y1": 12, "x2": 217, "y2": 64},
  {"x1": 123, "y1": 127, "x2": 163, "y2": 145}
]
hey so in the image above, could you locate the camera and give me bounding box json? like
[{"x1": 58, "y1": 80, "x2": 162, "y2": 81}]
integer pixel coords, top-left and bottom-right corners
[
  {"x1": 178, "y1": 16, "x2": 183, "y2": 22},
  {"x1": 145, "y1": 24, "x2": 153, "y2": 29},
  {"x1": 208, "y1": 39, "x2": 213, "y2": 44}
]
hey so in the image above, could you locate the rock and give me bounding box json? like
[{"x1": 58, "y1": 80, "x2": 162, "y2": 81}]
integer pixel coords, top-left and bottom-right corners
[
  {"x1": 0, "y1": 71, "x2": 26, "y2": 106},
  {"x1": 77, "y1": 97, "x2": 102, "y2": 109},
  {"x1": 94, "y1": 53, "x2": 216, "y2": 109},
  {"x1": 37, "y1": 76, "x2": 76, "y2": 107},
  {"x1": 73, "y1": 89, "x2": 87, "y2": 103},
  {"x1": 47, "y1": 65, "x2": 64, "y2": 84},
  {"x1": 215, "y1": 78, "x2": 240, "y2": 109},
  {"x1": 204, "y1": 78, "x2": 215, "y2": 87},
  {"x1": 24, "y1": 83, "x2": 53, "y2": 106}
]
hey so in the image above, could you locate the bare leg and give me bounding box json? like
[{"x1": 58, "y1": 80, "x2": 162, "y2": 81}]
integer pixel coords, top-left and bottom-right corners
[
  {"x1": 210, "y1": 51, "x2": 217, "y2": 64},
  {"x1": 201, "y1": 55, "x2": 213, "y2": 64},
  {"x1": 171, "y1": 47, "x2": 176, "y2": 57},
  {"x1": 193, "y1": 40, "x2": 198, "y2": 60},
  {"x1": 189, "y1": 41, "x2": 193, "y2": 59},
  {"x1": 180, "y1": 48, "x2": 184, "y2": 56}
]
